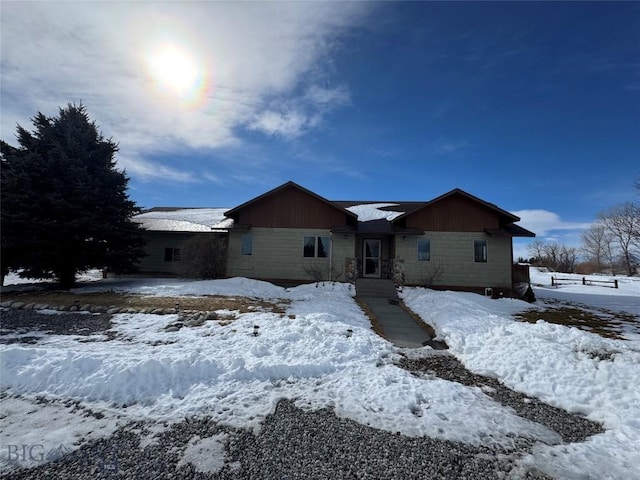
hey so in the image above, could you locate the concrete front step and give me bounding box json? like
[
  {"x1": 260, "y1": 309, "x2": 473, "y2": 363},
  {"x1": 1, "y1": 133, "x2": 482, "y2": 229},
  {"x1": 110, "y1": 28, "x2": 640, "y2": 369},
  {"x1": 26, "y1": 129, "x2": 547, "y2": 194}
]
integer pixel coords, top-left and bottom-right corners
[{"x1": 355, "y1": 278, "x2": 398, "y2": 299}]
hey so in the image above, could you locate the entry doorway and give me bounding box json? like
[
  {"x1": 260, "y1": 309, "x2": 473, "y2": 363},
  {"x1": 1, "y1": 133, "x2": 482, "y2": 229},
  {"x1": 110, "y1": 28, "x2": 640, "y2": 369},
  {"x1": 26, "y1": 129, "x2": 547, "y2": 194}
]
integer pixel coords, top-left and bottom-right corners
[{"x1": 363, "y1": 239, "x2": 381, "y2": 277}]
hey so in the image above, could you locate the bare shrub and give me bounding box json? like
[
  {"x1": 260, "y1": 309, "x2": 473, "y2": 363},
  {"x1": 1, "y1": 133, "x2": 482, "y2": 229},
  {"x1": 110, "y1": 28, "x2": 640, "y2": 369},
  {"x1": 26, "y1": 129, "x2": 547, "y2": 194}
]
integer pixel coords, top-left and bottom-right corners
[
  {"x1": 575, "y1": 262, "x2": 597, "y2": 275},
  {"x1": 420, "y1": 261, "x2": 444, "y2": 287},
  {"x1": 303, "y1": 263, "x2": 328, "y2": 286},
  {"x1": 176, "y1": 235, "x2": 227, "y2": 279}
]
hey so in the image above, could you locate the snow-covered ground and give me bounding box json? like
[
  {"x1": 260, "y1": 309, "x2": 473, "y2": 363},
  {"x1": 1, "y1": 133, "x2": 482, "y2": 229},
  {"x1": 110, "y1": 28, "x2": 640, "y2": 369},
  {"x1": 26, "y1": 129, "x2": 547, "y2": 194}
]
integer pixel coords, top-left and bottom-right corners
[
  {"x1": 2, "y1": 269, "x2": 105, "y2": 288},
  {"x1": 531, "y1": 267, "x2": 639, "y2": 310},
  {"x1": 1, "y1": 271, "x2": 639, "y2": 478},
  {"x1": 403, "y1": 268, "x2": 640, "y2": 480}
]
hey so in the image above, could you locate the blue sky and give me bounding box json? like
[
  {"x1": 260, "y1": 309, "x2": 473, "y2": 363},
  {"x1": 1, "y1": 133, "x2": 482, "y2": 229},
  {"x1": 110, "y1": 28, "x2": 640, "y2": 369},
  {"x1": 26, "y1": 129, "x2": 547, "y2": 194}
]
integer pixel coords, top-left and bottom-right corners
[{"x1": 1, "y1": 2, "x2": 638, "y2": 259}]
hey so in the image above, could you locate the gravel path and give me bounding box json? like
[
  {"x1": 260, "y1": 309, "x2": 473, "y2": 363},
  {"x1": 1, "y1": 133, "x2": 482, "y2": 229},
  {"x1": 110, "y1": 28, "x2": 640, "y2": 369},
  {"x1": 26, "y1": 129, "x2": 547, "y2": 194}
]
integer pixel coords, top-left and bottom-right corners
[
  {"x1": 1, "y1": 310, "x2": 605, "y2": 479},
  {"x1": 4, "y1": 400, "x2": 554, "y2": 480},
  {"x1": 0, "y1": 309, "x2": 113, "y2": 343},
  {"x1": 399, "y1": 354, "x2": 604, "y2": 444}
]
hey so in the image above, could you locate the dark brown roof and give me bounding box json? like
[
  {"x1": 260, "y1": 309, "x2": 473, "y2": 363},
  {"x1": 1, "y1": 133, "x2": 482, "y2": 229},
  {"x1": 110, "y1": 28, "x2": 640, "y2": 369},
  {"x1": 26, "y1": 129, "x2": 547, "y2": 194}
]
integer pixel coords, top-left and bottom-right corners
[
  {"x1": 332, "y1": 201, "x2": 426, "y2": 217},
  {"x1": 331, "y1": 219, "x2": 424, "y2": 235},
  {"x1": 501, "y1": 224, "x2": 536, "y2": 238}
]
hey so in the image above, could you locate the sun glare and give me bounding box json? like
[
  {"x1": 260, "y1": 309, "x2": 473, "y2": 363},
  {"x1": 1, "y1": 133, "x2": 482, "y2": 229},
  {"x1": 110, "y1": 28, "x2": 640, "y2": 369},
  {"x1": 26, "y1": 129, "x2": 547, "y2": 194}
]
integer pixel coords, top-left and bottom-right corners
[{"x1": 147, "y1": 43, "x2": 208, "y2": 107}]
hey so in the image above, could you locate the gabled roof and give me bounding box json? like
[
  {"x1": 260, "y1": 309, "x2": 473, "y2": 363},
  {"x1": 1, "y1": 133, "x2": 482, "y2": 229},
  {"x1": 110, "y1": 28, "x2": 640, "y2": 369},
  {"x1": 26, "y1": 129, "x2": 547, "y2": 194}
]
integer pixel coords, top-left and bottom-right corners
[
  {"x1": 224, "y1": 181, "x2": 357, "y2": 220},
  {"x1": 140, "y1": 182, "x2": 533, "y2": 237},
  {"x1": 333, "y1": 201, "x2": 426, "y2": 219},
  {"x1": 134, "y1": 207, "x2": 232, "y2": 232},
  {"x1": 392, "y1": 188, "x2": 521, "y2": 224}
]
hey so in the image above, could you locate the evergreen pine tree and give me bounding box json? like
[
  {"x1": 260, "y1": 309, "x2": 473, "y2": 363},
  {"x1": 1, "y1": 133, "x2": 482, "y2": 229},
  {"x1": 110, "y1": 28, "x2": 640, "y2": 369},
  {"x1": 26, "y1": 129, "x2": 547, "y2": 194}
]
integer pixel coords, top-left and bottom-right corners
[{"x1": 1, "y1": 103, "x2": 146, "y2": 288}]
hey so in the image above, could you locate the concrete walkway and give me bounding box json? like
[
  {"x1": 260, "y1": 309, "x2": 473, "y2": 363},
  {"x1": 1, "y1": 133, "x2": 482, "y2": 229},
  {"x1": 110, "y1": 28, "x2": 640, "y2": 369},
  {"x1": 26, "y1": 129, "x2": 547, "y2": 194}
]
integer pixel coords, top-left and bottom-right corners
[
  {"x1": 359, "y1": 296, "x2": 434, "y2": 348},
  {"x1": 354, "y1": 279, "x2": 446, "y2": 349}
]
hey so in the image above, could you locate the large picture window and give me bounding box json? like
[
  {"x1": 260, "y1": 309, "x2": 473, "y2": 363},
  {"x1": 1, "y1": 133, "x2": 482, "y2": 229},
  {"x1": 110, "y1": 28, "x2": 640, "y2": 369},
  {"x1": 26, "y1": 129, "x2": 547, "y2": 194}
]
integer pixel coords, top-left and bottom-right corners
[
  {"x1": 241, "y1": 234, "x2": 253, "y2": 256},
  {"x1": 474, "y1": 240, "x2": 487, "y2": 263},
  {"x1": 417, "y1": 239, "x2": 430, "y2": 261},
  {"x1": 303, "y1": 236, "x2": 330, "y2": 258}
]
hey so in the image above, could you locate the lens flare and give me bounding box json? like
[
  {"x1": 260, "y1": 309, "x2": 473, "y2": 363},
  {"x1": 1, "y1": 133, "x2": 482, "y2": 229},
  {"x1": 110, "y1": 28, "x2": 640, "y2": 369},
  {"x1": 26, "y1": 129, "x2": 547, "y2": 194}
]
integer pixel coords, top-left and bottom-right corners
[{"x1": 147, "y1": 43, "x2": 209, "y2": 108}]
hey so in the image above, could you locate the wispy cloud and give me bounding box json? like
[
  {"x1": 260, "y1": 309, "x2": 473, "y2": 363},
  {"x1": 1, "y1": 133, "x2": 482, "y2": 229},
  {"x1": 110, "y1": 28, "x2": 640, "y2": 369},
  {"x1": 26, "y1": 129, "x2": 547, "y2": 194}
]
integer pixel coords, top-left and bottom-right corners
[
  {"x1": 248, "y1": 109, "x2": 310, "y2": 139},
  {"x1": 248, "y1": 84, "x2": 350, "y2": 139},
  {"x1": 304, "y1": 85, "x2": 350, "y2": 107},
  {"x1": 0, "y1": 2, "x2": 371, "y2": 181},
  {"x1": 118, "y1": 155, "x2": 197, "y2": 184},
  {"x1": 433, "y1": 139, "x2": 468, "y2": 156},
  {"x1": 367, "y1": 146, "x2": 404, "y2": 159}
]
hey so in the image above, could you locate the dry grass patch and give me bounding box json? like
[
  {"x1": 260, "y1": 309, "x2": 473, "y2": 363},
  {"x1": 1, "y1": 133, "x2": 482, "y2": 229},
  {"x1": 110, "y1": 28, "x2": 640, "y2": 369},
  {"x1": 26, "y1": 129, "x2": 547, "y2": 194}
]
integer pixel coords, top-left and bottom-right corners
[
  {"x1": 1, "y1": 291, "x2": 288, "y2": 314},
  {"x1": 514, "y1": 302, "x2": 639, "y2": 340}
]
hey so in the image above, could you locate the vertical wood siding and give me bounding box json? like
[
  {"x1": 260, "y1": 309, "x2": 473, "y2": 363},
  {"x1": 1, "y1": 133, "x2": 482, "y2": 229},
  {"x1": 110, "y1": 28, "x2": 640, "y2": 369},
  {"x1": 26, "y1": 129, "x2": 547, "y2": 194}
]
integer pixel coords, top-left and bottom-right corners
[
  {"x1": 405, "y1": 195, "x2": 501, "y2": 231},
  {"x1": 232, "y1": 187, "x2": 351, "y2": 228}
]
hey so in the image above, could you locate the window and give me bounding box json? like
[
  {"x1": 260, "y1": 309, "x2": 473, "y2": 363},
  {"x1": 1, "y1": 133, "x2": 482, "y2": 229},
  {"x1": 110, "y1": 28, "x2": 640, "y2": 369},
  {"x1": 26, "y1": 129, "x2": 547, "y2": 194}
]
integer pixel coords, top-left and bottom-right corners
[
  {"x1": 303, "y1": 236, "x2": 330, "y2": 258},
  {"x1": 241, "y1": 234, "x2": 253, "y2": 255},
  {"x1": 303, "y1": 236, "x2": 315, "y2": 257},
  {"x1": 474, "y1": 240, "x2": 487, "y2": 263},
  {"x1": 164, "y1": 247, "x2": 181, "y2": 262},
  {"x1": 317, "y1": 237, "x2": 330, "y2": 258},
  {"x1": 417, "y1": 239, "x2": 430, "y2": 261}
]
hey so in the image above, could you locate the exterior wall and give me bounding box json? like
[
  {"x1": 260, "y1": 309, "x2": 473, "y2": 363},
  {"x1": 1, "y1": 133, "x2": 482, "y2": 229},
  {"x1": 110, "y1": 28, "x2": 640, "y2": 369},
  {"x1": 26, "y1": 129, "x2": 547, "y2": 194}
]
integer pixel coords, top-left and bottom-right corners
[
  {"x1": 230, "y1": 186, "x2": 353, "y2": 229},
  {"x1": 332, "y1": 234, "x2": 355, "y2": 282},
  {"x1": 404, "y1": 195, "x2": 501, "y2": 231},
  {"x1": 395, "y1": 232, "x2": 512, "y2": 289},
  {"x1": 137, "y1": 232, "x2": 198, "y2": 274},
  {"x1": 226, "y1": 228, "x2": 355, "y2": 281}
]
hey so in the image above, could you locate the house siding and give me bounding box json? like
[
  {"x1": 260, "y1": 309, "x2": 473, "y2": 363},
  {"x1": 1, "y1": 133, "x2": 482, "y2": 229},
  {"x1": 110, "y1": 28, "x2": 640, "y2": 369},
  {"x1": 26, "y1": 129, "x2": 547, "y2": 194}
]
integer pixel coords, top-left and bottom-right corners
[
  {"x1": 137, "y1": 232, "x2": 197, "y2": 274},
  {"x1": 227, "y1": 228, "x2": 354, "y2": 281},
  {"x1": 135, "y1": 183, "x2": 530, "y2": 292},
  {"x1": 395, "y1": 232, "x2": 512, "y2": 288},
  {"x1": 230, "y1": 186, "x2": 352, "y2": 229},
  {"x1": 404, "y1": 195, "x2": 501, "y2": 231}
]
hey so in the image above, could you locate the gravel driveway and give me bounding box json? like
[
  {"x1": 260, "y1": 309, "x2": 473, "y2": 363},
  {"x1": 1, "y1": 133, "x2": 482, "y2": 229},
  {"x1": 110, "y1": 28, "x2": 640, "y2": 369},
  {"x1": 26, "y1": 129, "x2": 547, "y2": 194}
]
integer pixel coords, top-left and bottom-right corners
[{"x1": 1, "y1": 309, "x2": 603, "y2": 479}]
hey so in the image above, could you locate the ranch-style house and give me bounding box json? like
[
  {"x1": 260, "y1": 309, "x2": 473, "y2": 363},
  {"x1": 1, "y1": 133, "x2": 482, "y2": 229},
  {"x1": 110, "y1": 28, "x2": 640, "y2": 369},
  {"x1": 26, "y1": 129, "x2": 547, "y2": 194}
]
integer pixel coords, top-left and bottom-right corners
[{"x1": 133, "y1": 181, "x2": 535, "y2": 296}]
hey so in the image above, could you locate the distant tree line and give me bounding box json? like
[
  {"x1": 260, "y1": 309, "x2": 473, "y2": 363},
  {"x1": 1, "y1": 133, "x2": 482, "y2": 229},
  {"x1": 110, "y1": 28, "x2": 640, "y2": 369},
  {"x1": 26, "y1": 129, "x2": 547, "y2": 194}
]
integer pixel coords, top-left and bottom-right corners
[
  {"x1": 524, "y1": 241, "x2": 579, "y2": 273},
  {"x1": 523, "y1": 180, "x2": 640, "y2": 276}
]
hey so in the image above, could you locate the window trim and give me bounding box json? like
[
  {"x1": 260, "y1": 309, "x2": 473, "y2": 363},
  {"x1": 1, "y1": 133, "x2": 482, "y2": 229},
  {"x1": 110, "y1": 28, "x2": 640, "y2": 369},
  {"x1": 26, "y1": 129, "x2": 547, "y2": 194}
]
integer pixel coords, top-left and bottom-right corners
[
  {"x1": 241, "y1": 234, "x2": 253, "y2": 256},
  {"x1": 417, "y1": 239, "x2": 431, "y2": 262},
  {"x1": 474, "y1": 240, "x2": 488, "y2": 263},
  {"x1": 303, "y1": 235, "x2": 330, "y2": 258}
]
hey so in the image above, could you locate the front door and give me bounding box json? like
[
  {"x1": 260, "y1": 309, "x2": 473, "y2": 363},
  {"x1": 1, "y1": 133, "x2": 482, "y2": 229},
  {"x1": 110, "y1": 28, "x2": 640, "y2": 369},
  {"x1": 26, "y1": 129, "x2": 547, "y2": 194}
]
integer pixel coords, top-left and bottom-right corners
[{"x1": 363, "y1": 239, "x2": 381, "y2": 277}]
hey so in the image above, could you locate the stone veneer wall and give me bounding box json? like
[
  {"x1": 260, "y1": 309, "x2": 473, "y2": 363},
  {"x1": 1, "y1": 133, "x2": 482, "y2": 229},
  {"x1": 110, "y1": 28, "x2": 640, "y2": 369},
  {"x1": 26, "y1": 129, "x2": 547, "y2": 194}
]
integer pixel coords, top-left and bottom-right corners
[{"x1": 344, "y1": 257, "x2": 357, "y2": 283}]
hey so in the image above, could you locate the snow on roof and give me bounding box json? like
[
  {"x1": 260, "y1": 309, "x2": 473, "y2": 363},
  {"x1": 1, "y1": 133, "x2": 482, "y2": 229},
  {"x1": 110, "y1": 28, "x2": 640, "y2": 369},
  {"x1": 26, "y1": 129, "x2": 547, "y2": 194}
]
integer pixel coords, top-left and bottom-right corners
[
  {"x1": 345, "y1": 203, "x2": 404, "y2": 222},
  {"x1": 134, "y1": 208, "x2": 233, "y2": 232}
]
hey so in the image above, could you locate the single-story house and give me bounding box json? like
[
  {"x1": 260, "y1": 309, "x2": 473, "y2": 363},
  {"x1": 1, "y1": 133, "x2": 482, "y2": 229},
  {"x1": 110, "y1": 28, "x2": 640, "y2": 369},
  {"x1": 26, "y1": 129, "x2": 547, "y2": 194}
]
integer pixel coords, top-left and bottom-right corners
[{"x1": 134, "y1": 181, "x2": 535, "y2": 295}]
